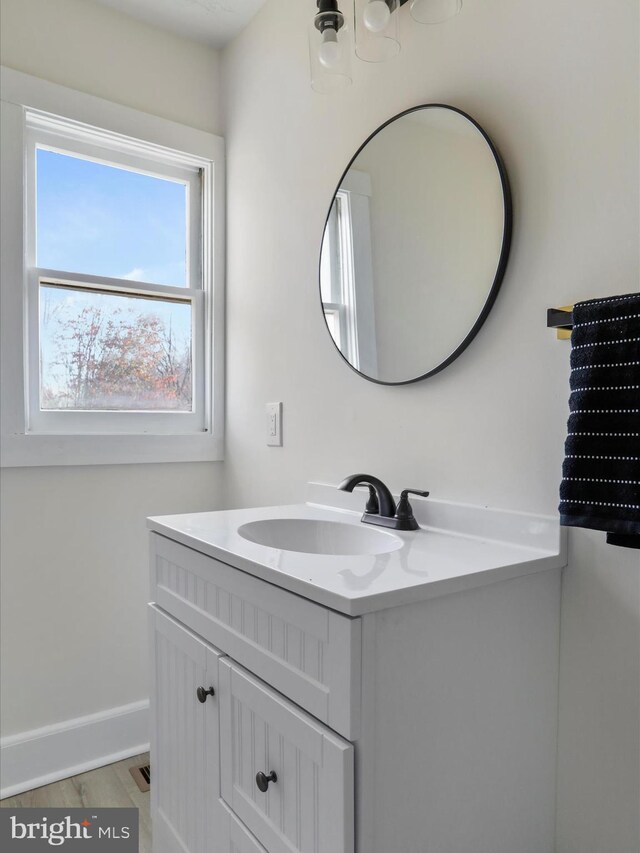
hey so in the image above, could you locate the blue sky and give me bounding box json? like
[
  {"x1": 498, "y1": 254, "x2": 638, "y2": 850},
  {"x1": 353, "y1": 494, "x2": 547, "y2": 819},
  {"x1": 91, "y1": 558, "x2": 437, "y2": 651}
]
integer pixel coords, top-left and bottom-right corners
[{"x1": 36, "y1": 147, "x2": 188, "y2": 286}]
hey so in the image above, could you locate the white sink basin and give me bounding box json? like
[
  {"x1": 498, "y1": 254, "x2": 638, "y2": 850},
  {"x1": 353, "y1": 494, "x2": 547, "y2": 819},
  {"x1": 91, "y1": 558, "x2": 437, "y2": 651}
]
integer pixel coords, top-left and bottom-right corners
[{"x1": 237, "y1": 518, "x2": 403, "y2": 556}]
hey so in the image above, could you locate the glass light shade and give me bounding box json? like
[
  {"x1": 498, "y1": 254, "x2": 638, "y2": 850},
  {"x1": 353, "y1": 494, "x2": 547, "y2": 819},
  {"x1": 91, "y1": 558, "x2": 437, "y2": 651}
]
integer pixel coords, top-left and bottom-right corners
[
  {"x1": 355, "y1": 0, "x2": 400, "y2": 63},
  {"x1": 309, "y1": 11, "x2": 353, "y2": 93},
  {"x1": 410, "y1": 0, "x2": 462, "y2": 24}
]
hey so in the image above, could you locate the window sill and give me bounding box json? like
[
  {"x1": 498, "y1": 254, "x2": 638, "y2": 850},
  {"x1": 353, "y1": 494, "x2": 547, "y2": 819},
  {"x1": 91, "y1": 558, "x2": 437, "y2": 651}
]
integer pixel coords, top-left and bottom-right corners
[{"x1": 0, "y1": 432, "x2": 224, "y2": 468}]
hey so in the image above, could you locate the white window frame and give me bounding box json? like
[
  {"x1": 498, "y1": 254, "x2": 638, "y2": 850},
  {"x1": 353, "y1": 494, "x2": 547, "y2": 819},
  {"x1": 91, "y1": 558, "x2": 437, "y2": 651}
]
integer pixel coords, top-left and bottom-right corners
[
  {"x1": 321, "y1": 169, "x2": 378, "y2": 376},
  {"x1": 26, "y1": 117, "x2": 205, "y2": 435},
  {"x1": 322, "y1": 190, "x2": 360, "y2": 367},
  {"x1": 1, "y1": 68, "x2": 225, "y2": 467}
]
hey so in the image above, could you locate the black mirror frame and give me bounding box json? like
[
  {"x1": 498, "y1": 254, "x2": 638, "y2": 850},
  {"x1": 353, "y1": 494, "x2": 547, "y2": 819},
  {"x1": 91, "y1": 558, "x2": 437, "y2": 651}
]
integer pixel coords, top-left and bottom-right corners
[{"x1": 318, "y1": 104, "x2": 513, "y2": 386}]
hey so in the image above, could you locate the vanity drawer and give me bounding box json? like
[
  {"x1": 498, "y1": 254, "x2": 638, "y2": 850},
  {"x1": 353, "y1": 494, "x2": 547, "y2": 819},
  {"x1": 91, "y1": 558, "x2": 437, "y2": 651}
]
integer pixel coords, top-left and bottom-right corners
[
  {"x1": 150, "y1": 533, "x2": 361, "y2": 740},
  {"x1": 219, "y1": 658, "x2": 354, "y2": 853}
]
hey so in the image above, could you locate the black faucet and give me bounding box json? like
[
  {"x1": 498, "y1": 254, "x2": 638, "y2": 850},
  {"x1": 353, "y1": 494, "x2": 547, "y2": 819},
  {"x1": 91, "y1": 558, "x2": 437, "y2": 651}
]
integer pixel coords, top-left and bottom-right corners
[{"x1": 338, "y1": 474, "x2": 429, "y2": 531}]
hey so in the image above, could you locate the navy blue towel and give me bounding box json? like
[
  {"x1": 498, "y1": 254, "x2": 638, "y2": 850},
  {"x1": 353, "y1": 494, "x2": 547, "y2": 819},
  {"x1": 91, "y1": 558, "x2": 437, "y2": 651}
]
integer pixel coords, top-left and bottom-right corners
[{"x1": 559, "y1": 292, "x2": 640, "y2": 548}]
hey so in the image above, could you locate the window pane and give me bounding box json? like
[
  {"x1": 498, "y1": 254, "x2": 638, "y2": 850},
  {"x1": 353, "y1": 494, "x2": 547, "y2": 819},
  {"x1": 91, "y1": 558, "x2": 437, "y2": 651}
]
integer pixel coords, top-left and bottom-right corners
[
  {"x1": 324, "y1": 309, "x2": 341, "y2": 348},
  {"x1": 40, "y1": 284, "x2": 193, "y2": 411},
  {"x1": 36, "y1": 148, "x2": 188, "y2": 286}
]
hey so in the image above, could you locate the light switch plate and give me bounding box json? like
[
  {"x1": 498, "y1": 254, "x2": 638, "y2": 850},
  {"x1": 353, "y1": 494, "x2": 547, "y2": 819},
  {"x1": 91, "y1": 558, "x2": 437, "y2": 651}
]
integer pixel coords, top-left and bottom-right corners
[{"x1": 266, "y1": 402, "x2": 283, "y2": 446}]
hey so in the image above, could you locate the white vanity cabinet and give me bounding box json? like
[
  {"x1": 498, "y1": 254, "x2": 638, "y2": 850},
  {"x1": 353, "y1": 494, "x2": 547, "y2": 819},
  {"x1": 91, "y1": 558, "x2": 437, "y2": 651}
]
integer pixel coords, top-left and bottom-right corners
[
  {"x1": 149, "y1": 499, "x2": 563, "y2": 853},
  {"x1": 150, "y1": 533, "x2": 355, "y2": 853}
]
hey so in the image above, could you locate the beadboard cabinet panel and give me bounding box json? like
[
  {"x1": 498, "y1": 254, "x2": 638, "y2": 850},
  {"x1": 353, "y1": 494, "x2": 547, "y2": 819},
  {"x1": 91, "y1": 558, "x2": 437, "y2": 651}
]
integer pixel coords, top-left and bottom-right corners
[
  {"x1": 149, "y1": 606, "x2": 227, "y2": 853},
  {"x1": 150, "y1": 533, "x2": 362, "y2": 739},
  {"x1": 218, "y1": 658, "x2": 354, "y2": 853}
]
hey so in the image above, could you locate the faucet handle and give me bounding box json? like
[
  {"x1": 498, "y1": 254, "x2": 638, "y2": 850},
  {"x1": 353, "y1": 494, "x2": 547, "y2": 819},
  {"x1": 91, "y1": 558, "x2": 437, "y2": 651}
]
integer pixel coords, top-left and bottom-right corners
[
  {"x1": 395, "y1": 489, "x2": 430, "y2": 529},
  {"x1": 364, "y1": 485, "x2": 379, "y2": 514},
  {"x1": 400, "y1": 489, "x2": 430, "y2": 502}
]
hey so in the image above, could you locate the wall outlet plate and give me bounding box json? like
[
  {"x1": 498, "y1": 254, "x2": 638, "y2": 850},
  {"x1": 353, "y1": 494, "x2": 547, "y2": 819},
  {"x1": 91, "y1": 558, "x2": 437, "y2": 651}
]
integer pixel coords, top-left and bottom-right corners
[{"x1": 266, "y1": 402, "x2": 283, "y2": 446}]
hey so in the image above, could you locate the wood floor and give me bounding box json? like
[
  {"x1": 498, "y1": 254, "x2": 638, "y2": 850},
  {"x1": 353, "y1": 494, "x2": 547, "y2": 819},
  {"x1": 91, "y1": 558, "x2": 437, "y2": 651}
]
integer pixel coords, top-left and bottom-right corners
[{"x1": 0, "y1": 753, "x2": 151, "y2": 853}]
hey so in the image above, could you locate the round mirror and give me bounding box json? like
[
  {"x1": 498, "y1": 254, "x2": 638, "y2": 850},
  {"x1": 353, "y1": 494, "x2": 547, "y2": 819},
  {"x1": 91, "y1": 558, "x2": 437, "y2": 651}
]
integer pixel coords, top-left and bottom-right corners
[{"x1": 319, "y1": 105, "x2": 512, "y2": 384}]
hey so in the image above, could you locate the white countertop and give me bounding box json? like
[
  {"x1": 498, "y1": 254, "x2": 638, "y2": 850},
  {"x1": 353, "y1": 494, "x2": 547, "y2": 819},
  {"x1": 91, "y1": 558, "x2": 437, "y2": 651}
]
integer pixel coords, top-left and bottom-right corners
[{"x1": 148, "y1": 484, "x2": 567, "y2": 616}]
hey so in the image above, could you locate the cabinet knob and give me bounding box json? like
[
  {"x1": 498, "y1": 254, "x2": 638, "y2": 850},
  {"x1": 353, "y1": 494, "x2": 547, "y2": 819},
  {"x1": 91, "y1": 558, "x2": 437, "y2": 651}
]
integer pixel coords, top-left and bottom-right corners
[
  {"x1": 196, "y1": 686, "x2": 215, "y2": 703},
  {"x1": 255, "y1": 770, "x2": 277, "y2": 793}
]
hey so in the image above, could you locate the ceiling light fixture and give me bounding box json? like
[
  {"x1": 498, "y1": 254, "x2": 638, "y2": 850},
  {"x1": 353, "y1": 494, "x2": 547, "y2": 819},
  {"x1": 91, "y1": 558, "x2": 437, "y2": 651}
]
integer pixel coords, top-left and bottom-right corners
[
  {"x1": 355, "y1": 0, "x2": 400, "y2": 62},
  {"x1": 310, "y1": 0, "x2": 462, "y2": 90},
  {"x1": 309, "y1": 0, "x2": 353, "y2": 93},
  {"x1": 409, "y1": 0, "x2": 462, "y2": 25}
]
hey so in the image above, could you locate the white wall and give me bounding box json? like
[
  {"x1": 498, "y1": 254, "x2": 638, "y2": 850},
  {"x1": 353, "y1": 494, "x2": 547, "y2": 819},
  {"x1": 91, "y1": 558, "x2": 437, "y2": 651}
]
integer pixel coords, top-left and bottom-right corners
[
  {"x1": 0, "y1": 465, "x2": 226, "y2": 734},
  {"x1": 0, "y1": 0, "x2": 222, "y2": 135},
  {"x1": 221, "y1": 1, "x2": 639, "y2": 851},
  {"x1": 0, "y1": 0, "x2": 223, "y2": 750}
]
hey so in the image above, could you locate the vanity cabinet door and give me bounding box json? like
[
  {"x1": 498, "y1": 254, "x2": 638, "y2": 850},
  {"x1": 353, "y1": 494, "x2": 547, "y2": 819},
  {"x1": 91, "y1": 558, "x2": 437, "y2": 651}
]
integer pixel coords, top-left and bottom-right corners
[
  {"x1": 149, "y1": 605, "x2": 226, "y2": 853},
  {"x1": 225, "y1": 807, "x2": 268, "y2": 853},
  {"x1": 219, "y1": 658, "x2": 354, "y2": 853}
]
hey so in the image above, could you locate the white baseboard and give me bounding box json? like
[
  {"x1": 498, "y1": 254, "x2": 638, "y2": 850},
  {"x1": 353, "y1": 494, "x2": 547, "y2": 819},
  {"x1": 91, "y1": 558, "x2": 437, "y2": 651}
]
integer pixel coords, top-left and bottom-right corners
[{"x1": 0, "y1": 700, "x2": 150, "y2": 799}]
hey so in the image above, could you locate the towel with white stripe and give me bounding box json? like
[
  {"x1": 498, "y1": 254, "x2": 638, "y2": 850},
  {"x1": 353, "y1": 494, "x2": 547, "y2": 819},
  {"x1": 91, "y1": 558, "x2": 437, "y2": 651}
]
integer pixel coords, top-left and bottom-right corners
[{"x1": 559, "y1": 292, "x2": 640, "y2": 548}]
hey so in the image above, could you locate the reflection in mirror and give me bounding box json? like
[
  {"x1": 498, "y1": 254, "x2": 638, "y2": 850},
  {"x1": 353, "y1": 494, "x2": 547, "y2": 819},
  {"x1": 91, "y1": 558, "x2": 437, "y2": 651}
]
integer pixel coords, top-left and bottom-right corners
[{"x1": 320, "y1": 105, "x2": 511, "y2": 384}]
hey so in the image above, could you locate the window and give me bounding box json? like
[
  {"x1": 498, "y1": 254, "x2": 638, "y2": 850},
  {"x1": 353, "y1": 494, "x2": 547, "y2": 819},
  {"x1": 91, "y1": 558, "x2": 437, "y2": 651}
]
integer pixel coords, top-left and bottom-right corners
[
  {"x1": 0, "y1": 69, "x2": 224, "y2": 466},
  {"x1": 26, "y1": 113, "x2": 208, "y2": 435},
  {"x1": 321, "y1": 190, "x2": 358, "y2": 363},
  {"x1": 320, "y1": 170, "x2": 378, "y2": 376}
]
